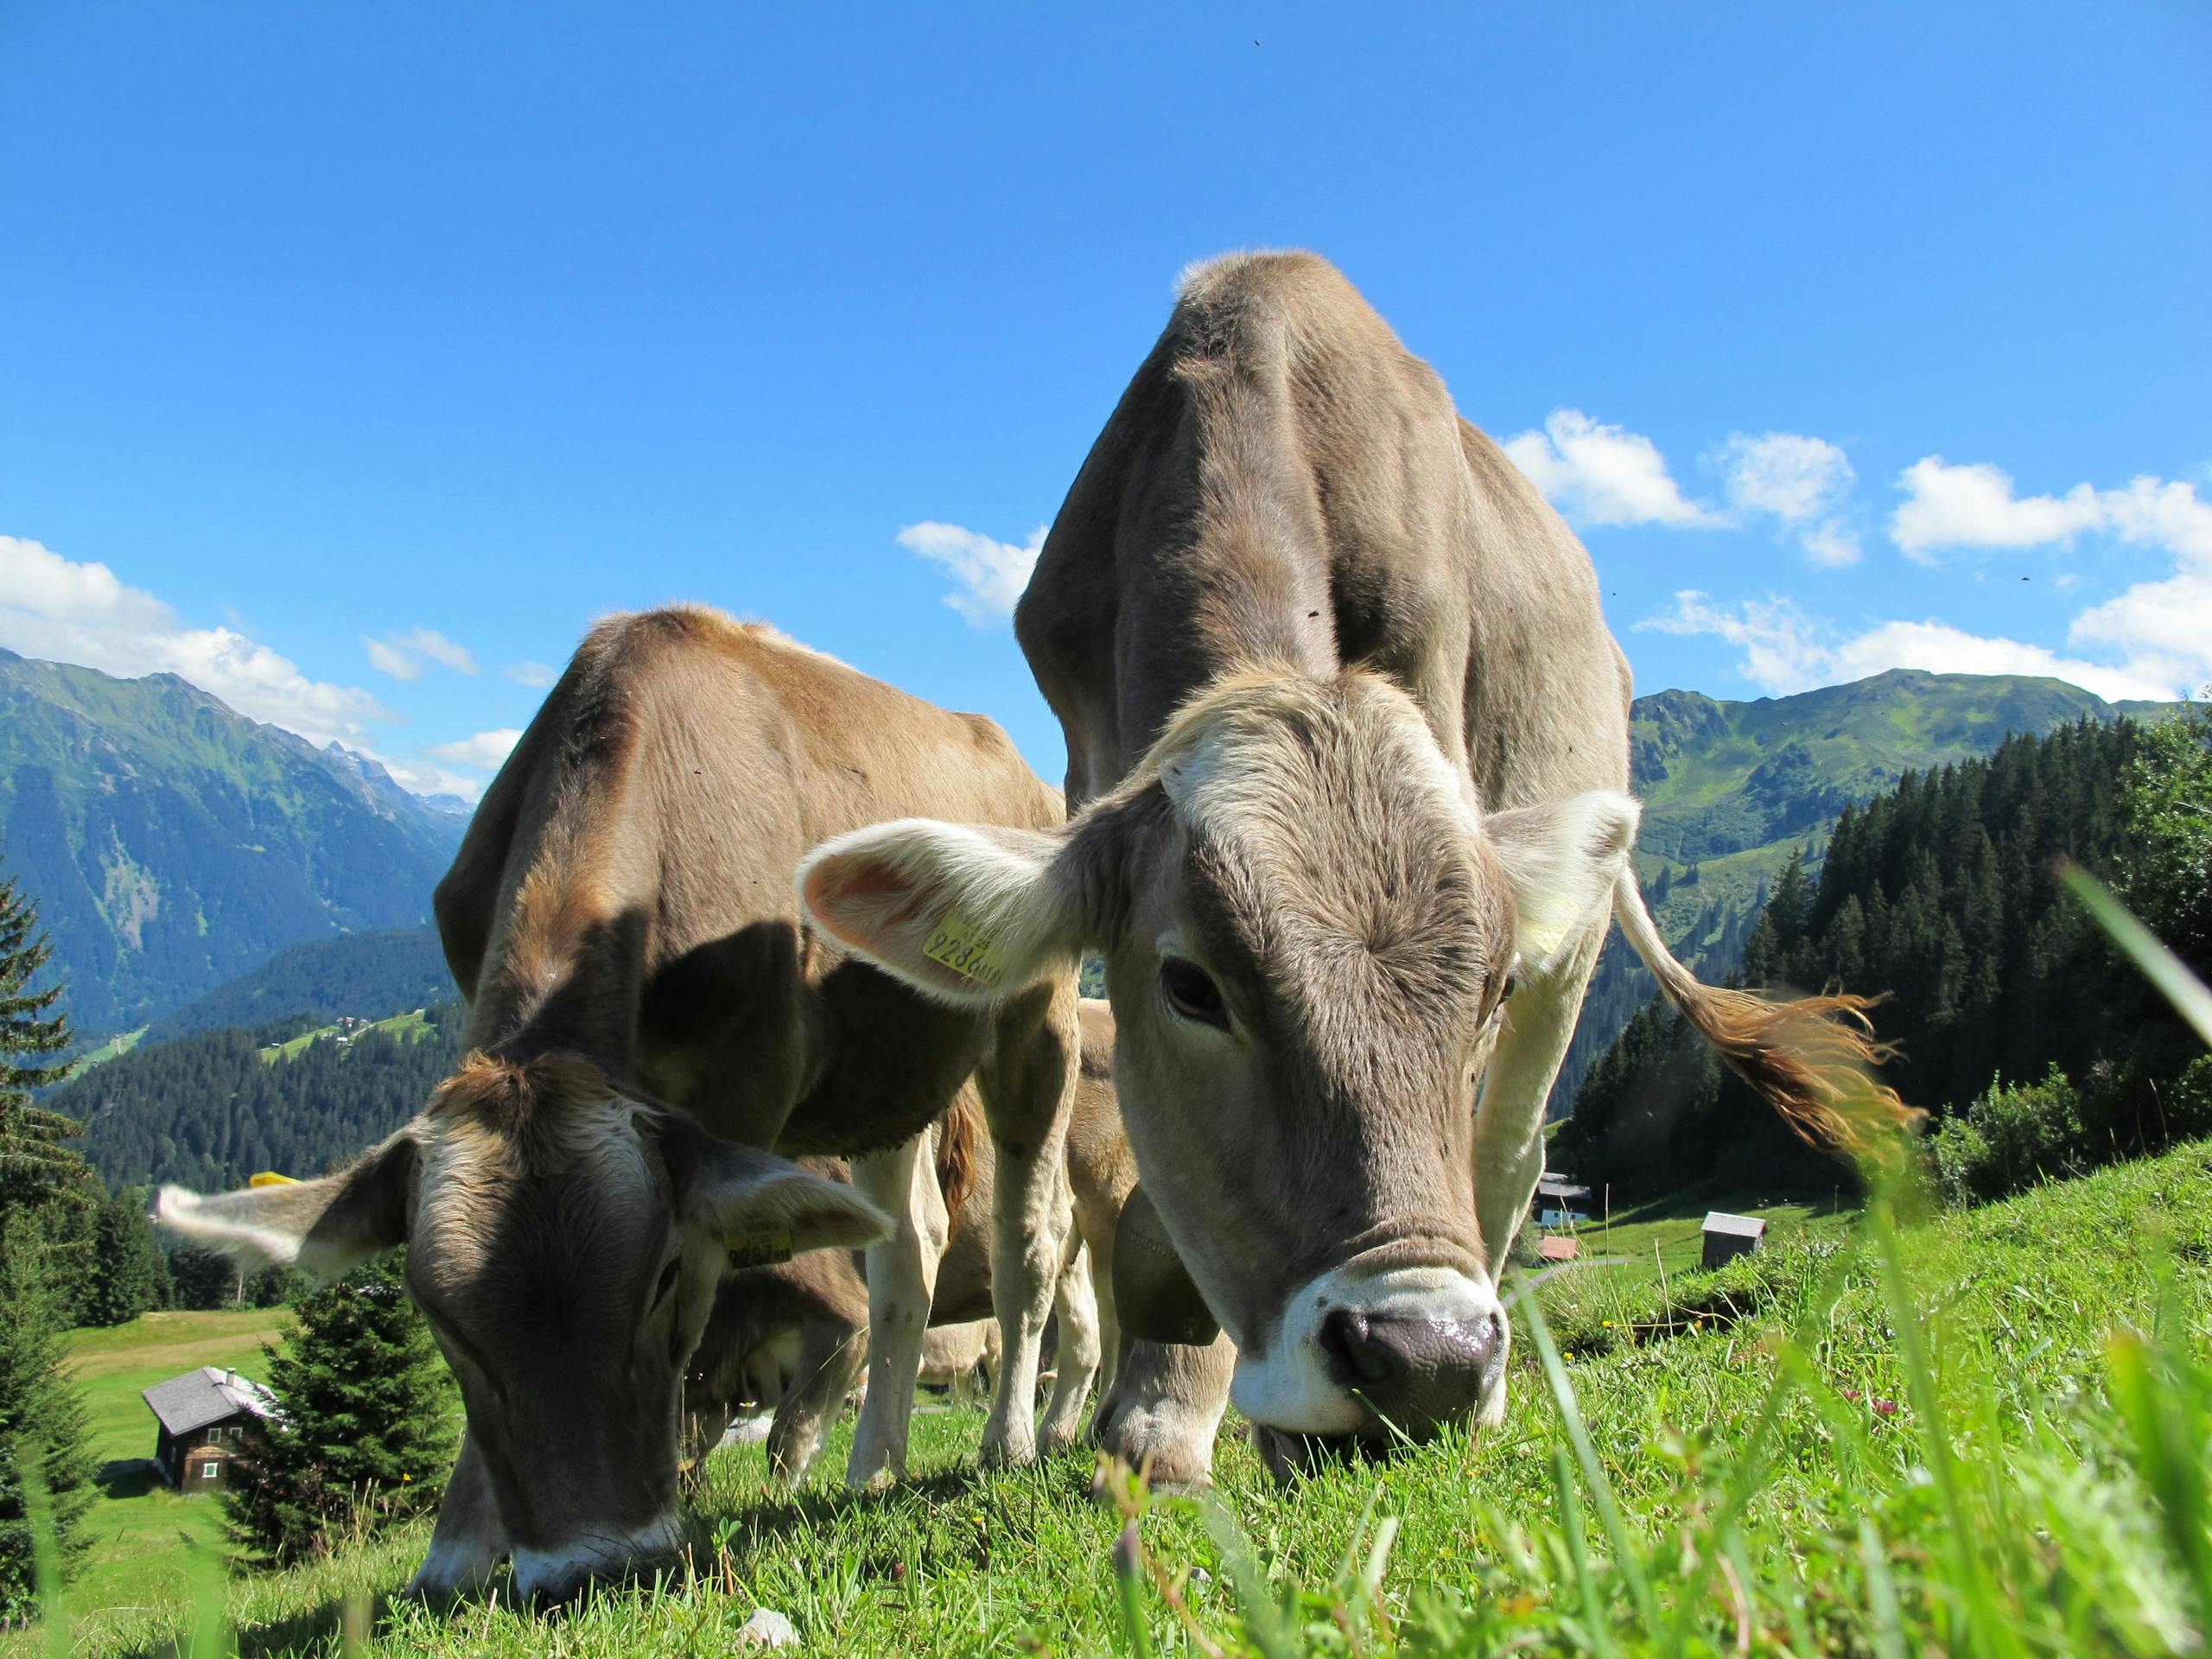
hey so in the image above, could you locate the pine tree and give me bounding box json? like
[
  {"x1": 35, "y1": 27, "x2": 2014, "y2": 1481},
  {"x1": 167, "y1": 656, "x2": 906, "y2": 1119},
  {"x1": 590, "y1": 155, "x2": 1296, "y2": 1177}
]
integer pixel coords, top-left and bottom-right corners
[
  {"x1": 0, "y1": 865, "x2": 84, "y2": 1230},
  {"x1": 170, "y1": 1246, "x2": 240, "y2": 1312},
  {"x1": 0, "y1": 1227, "x2": 96, "y2": 1616},
  {"x1": 84, "y1": 1187, "x2": 171, "y2": 1327},
  {"x1": 226, "y1": 1254, "x2": 457, "y2": 1564}
]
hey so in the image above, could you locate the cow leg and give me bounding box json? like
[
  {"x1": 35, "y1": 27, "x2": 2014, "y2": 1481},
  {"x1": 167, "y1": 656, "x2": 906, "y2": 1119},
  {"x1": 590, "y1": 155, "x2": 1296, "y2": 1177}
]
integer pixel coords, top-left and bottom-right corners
[
  {"x1": 1469, "y1": 924, "x2": 1605, "y2": 1426},
  {"x1": 1090, "y1": 1333, "x2": 1236, "y2": 1491},
  {"x1": 769, "y1": 1313, "x2": 868, "y2": 1485},
  {"x1": 406, "y1": 1434, "x2": 507, "y2": 1597},
  {"x1": 1039, "y1": 1242, "x2": 1102, "y2": 1455},
  {"x1": 845, "y1": 1135, "x2": 947, "y2": 1488},
  {"x1": 974, "y1": 980, "x2": 1080, "y2": 1468}
]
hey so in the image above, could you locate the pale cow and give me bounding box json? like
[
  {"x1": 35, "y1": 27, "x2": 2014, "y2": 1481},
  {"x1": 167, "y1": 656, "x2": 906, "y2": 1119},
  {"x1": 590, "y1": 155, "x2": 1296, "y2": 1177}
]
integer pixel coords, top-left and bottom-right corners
[
  {"x1": 160, "y1": 607, "x2": 1080, "y2": 1600},
  {"x1": 798, "y1": 254, "x2": 1911, "y2": 1483}
]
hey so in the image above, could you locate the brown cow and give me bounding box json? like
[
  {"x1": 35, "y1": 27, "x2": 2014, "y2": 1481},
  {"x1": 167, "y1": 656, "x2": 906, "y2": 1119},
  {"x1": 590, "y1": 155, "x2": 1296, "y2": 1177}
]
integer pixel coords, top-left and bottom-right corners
[
  {"x1": 160, "y1": 607, "x2": 1080, "y2": 1599},
  {"x1": 798, "y1": 254, "x2": 1910, "y2": 1483}
]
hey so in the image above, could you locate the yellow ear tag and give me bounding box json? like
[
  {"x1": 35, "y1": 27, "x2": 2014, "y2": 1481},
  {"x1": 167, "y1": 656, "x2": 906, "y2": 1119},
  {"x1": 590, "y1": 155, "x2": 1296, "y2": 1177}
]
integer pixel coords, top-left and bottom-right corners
[
  {"x1": 248, "y1": 1171, "x2": 299, "y2": 1187},
  {"x1": 727, "y1": 1226, "x2": 794, "y2": 1271},
  {"x1": 921, "y1": 907, "x2": 1007, "y2": 988}
]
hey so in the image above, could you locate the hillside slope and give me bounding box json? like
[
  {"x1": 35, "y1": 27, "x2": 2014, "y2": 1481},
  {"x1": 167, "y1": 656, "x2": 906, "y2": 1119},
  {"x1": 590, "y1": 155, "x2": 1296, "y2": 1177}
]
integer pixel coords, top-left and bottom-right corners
[
  {"x1": 0, "y1": 650, "x2": 465, "y2": 1033},
  {"x1": 142, "y1": 924, "x2": 454, "y2": 1044},
  {"x1": 1556, "y1": 668, "x2": 2175, "y2": 1113}
]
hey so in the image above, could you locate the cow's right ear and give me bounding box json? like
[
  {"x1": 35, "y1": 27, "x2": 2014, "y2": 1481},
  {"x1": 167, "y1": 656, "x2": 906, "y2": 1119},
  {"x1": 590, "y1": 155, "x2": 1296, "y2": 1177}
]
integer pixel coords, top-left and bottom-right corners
[
  {"x1": 798, "y1": 819, "x2": 1089, "y2": 1004},
  {"x1": 666, "y1": 1128, "x2": 892, "y2": 1260},
  {"x1": 156, "y1": 1131, "x2": 418, "y2": 1281}
]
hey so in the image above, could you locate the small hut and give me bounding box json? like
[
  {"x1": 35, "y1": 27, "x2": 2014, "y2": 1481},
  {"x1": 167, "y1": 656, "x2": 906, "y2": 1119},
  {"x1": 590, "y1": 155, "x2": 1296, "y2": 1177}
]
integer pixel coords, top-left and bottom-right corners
[
  {"x1": 1700, "y1": 1211, "x2": 1766, "y2": 1270},
  {"x1": 1532, "y1": 1176, "x2": 1592, "y2": 1227},
  {"x1": 143, "y1": 1366, "x2": 278, "y2": 1491},
  {"x1": 1536, "y1": 1236, "x2": 1580, "y2": 1265}
]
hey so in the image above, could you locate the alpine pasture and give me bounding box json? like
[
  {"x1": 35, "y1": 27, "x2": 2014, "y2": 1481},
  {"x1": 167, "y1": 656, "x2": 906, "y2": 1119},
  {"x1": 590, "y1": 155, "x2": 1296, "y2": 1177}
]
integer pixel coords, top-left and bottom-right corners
[{"x1": 15, "y1": 1145, "x2": 2209, "y2": 1657}]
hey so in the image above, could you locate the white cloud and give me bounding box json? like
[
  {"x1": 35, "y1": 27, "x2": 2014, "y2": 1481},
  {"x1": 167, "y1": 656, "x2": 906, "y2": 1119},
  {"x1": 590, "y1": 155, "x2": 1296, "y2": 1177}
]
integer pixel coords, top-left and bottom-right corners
[
  {"x1": 505, "y1": 659, "x2": 557, "y2": 689},
  {"x1": 1712, "y1": 431, "x2": 1861, "y2": 567},
  {"x1": 1798, "y1": 521, "x2": 1862, "y2": 569},
  {"x1": 425, "y1": 728, "x2": 524, "y2": 771},
  {"x1": 1885, "y1": 458, "x2": 2212, "y2": 692},
  {"x1": 1502, "y1": 410, "x2": 1718, "y2": 529},
  {"x1": 365, "y1": 626, "x2": 479, "y2": 680},
  {"x1": 0, "y1": 535, "x2": 396, "y2": 742},
  {"x1": 1717, "y1": 432, "x2": 1854, "y2": 522},
  {"x1": 1639, "y1": 590, "x2": 2181, "y2": 705},
  {"x1": 1891, "y1": 458, "x2": 2107, "y2": 560},
  {"x1": 897, "y1": 521, "x2": 1046, "y2": 624}
]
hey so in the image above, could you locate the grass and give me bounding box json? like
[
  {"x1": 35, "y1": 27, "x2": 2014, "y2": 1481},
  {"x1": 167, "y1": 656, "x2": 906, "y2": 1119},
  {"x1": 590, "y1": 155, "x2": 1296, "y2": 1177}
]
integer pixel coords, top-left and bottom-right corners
[
  {"x1": 259, "y1": 1010, "x2": 432, "y2": 1065},
  {"x1": 1535, "y1": 1183, "x2": 1860, "y2": 1351},
  {"x1": 18, "y1": 1141, "x2": 2209, "y2": 1657},
  {"x1": 52, "y1": 1308, "x2": 293, "y2": 1625}
]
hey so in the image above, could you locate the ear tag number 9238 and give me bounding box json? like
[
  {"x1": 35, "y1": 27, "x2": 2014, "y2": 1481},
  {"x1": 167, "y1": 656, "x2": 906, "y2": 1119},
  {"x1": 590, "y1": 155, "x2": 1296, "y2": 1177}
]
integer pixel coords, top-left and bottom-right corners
[{"x1": 922, "y1": 908, "x2": 1007, "y2": 988}]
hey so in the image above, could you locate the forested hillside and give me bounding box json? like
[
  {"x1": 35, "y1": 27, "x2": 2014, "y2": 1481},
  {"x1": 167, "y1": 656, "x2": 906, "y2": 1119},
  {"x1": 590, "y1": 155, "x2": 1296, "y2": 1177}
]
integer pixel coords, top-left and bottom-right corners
[
  {"x1": 1560, "y1": 708, "x2": 2212, "y2": 1192},
  {"x1": 143, "y1": 925, "x2": 454, "y2": 1043},
  {"x1": 0, "y1": 649, "x2": 464, "y2": 1034},
  {"x1": 1550, "y1": 668, "x2": 2177, "y2": 1113},
  {"x1": 57, "y1": 1002, "x2": 463, "y2": 1191}
]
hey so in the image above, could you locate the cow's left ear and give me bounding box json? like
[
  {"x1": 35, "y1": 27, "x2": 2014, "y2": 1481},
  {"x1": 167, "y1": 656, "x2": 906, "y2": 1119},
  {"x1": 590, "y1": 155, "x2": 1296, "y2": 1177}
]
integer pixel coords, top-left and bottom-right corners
[
  {"x1": 1484, "y1": 790, "x2": 1640, "y2": 969},
  {"x1": 156, "y1": 1130, "x2": 419, "y2": 1280},
  {"x1": 663, "y1": 1122, "x2": 891, "y2": 1262},
  {"x1": 798, "y1": 818, "x2": 1089, "y2": 1005}
]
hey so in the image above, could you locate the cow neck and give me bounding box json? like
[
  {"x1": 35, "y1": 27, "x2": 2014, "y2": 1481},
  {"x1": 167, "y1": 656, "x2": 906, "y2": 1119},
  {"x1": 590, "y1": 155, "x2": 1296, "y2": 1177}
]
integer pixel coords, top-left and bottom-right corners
[{"x1": 462, "y1": 907, "x2": 648, "y2": 1093}]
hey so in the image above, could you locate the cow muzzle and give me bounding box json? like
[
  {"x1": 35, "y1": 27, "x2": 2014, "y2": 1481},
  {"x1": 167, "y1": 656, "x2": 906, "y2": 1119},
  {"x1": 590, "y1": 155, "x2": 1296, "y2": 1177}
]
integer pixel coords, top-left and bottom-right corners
[
  {"x1": 509, "y1": 1515, "x2": 684, "y2": 1606},
  {"x1": 1230, "y1": 1263, "x2": 1503, "y2": 1463}
]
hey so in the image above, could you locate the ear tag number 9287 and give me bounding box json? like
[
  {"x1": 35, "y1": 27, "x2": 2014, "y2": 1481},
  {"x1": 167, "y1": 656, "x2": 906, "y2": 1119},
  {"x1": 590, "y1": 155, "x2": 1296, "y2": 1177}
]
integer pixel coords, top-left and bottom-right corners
[{"x1": 922, "y1": 907, "x2": 1007, "y2": 988}]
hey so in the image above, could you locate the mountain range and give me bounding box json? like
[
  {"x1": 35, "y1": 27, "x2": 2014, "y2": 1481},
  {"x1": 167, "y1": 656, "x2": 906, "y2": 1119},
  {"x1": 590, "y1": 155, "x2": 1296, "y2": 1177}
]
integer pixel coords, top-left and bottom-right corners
[
  {"x1": 0, "y1": 648, "x2": 466, "y2": 1034},
  {"x1": 0, "y1": 645, "x2": 2177, "y2": 1128}
]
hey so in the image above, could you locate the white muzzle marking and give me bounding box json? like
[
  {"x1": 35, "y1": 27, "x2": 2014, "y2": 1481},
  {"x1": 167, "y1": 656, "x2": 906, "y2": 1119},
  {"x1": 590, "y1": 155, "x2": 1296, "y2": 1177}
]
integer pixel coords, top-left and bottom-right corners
[{"x1": 1230, "y1": 1265, "x2": 1500, "y2": 1434}]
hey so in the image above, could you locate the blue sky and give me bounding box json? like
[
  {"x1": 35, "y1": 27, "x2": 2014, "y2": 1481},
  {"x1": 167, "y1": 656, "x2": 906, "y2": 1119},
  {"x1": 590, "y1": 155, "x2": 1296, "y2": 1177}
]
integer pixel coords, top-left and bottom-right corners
[{"x1": 3, "y1": 3, "x2": 2207, "y2": 798}]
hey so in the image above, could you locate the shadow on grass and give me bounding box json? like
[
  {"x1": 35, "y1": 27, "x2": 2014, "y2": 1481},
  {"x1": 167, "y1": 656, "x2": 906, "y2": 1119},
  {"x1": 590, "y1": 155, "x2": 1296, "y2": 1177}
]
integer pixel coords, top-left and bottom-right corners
[{"x1": 94, "y1": 1460, "x2": 162, "y2": 1500}]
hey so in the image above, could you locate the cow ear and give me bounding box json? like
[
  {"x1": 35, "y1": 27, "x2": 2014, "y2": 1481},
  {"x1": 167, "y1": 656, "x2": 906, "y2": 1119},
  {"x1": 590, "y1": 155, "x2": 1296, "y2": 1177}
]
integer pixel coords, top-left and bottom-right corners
[
  {"x1": 798, "y1": 819, "x2": 1087, "y2": 1004},
  {"x1": 668, "y1": 1127, "x2": 891, "y2": 1263},
  {"x1": 1484, "y1": 791, "x2": 1639, "y2": 969},
  {"x1": 156, "y1": 1132, "x2": 419, "y2": 1281}
]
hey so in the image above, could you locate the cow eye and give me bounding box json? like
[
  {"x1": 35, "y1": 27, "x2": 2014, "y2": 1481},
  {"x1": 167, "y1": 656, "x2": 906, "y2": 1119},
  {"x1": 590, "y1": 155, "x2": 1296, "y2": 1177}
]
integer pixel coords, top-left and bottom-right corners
[
  {"x1": 1160, "y1": 957, "x2": 1230, "y2": 1030},
  {"x1": 651, "y1": 1258, "x2": 681, "y2": 1312},
  {"x1": 1497, "y1": 973, "x2": 1518, "y2": 1007}
]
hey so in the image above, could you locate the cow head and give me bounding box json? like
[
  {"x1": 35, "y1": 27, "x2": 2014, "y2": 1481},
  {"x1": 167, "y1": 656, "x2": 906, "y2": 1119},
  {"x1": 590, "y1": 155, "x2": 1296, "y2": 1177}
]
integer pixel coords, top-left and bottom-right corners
[
  {"x1": 156, "y1": 1052, "x2": 886, "y2": 1601},
  {"x1": 799, "y1": 670, "x2": 1632, "y2": 1461}
]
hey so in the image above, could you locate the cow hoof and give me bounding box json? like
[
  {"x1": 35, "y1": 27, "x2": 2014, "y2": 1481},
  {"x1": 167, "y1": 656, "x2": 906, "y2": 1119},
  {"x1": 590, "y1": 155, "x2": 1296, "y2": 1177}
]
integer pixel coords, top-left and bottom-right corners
[
  {"x1": 978, "y1": 1437, "x2": 1038, "y2": 1472},
  {"x1": 1097, "y1": 1415, "x2": 1215, "y2": 1492}
]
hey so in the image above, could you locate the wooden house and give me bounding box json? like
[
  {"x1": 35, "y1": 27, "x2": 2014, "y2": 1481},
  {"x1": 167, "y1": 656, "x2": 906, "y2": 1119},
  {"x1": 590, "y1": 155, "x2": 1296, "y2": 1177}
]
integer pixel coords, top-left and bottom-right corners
[
  {"x1": 1700, "y1": 1211, "x2": 1767, "y2": 1270},
  {"x1": 1531, "y1": 1175, "x2": 1592, "y2": 1227},
  {"x1": 143, "y1": 1366, "x2": 278, "y2": 1491}
]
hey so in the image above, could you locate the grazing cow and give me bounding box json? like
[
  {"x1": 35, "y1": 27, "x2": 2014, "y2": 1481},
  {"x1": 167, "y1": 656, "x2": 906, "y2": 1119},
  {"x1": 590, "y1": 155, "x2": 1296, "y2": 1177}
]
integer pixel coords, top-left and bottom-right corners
[
  {"x1": 798, "y1": 254, "x2": 1911, "y2": 1483},
  {"x1": 160, "y1": 607, "x2": 1080, "y2": 1600},
  {"x1": 683, "y1": 1077, "x2": 1107, "y2": 1480}
]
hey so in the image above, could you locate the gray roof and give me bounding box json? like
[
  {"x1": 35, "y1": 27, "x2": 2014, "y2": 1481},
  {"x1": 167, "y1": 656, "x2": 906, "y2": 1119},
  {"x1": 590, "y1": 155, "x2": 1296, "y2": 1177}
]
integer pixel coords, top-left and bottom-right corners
[
  {"x1": 142, "y1": 1366, "x2": 278, "y2": 1438},
  {"x1": 1537, "y1": 1177, "x2": 1593, "y2": 1201},
  {"x1": 1701, "y1": 1211, "x2": 1768, "y2": 1240}
]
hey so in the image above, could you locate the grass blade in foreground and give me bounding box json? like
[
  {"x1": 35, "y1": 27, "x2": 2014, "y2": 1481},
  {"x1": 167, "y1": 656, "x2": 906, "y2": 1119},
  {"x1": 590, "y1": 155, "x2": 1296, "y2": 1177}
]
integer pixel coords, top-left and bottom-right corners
[{"x1": 2059, "y1": 860, "x2": 2212, "y2": 1047}]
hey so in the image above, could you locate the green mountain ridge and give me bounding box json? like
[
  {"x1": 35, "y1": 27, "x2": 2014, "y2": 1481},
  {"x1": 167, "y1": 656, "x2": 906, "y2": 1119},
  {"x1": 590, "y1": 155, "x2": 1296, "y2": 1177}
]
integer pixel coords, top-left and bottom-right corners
[
  {"x1": 0, "y1": 648, "x2": 465, "y2": 1035},
  {"x1": 1554, "y1": 667, "x2": 2180, "y2": 1115}
]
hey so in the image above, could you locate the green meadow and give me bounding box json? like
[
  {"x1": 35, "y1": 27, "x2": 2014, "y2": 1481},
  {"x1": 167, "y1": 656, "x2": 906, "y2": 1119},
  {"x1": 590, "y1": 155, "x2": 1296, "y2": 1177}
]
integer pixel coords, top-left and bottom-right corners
[{"x1": 16, "y1": 1141, "x2": 2209, "y2": 1657}]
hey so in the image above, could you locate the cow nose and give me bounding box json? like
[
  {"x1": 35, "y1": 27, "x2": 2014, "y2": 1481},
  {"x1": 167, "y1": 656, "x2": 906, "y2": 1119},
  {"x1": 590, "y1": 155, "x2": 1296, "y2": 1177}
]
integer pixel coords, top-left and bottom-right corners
[{"x1": 1318, "y1": 1306, "x2": 1501, "y2": 1437}]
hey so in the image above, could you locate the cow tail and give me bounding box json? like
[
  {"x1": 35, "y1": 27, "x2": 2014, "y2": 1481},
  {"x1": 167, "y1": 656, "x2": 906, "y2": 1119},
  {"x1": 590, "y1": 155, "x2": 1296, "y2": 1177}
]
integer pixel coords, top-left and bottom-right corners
[
  {"x1": 1611, "y1": 873, "x2": 1923, "y2": 1154},
  {"x1": 934, "y1": 1088, "x2": 984, "y2": 1235}
]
